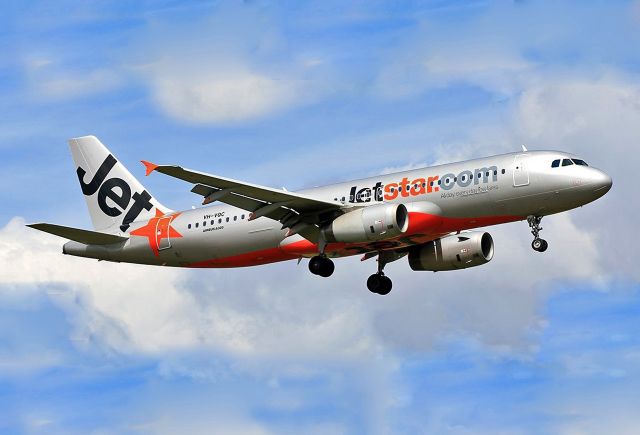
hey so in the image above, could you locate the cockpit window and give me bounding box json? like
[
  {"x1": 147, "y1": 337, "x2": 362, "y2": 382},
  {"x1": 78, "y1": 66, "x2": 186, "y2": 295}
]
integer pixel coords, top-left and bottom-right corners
[
  {"x1": 551, "y1": 159, "x2": 560, "y2": 168},
  {"x1": 562, "y1": 159, "x2": 573, "y2": 166},
  {"x1": 572, "y1": 159, "x2": 588, "y2": 166}
]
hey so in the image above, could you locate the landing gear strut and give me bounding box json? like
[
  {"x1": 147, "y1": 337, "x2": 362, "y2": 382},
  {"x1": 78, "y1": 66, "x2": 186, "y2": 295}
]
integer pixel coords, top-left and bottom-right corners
[
  {"x1": 367, "y1": 252, "x2": 394, "y2": 295},
  {"x1": 527, "y1": 215, "x2": 548, "y2": 252}
]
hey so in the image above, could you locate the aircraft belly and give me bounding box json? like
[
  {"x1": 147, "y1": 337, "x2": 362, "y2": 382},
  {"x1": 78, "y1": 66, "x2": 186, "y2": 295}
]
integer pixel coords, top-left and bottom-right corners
[{"x1": 170, "y1": 217, "x2": 288, "y2": 266}]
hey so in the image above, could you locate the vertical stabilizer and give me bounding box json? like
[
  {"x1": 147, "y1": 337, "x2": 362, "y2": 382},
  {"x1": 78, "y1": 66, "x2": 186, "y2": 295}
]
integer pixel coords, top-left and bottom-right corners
[{"x1": 69, "y1": 135, "x2": 170, "y2": 233}]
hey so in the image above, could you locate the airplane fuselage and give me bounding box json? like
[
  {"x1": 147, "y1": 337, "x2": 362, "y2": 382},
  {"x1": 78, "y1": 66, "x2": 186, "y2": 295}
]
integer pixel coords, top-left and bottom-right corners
[{"x1": 62, "y1": 150, "x2": 612, "y2": 268}]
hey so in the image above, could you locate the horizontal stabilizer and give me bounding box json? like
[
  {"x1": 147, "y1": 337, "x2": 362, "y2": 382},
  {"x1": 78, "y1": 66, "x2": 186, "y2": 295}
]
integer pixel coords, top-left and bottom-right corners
[{"x1": 27, "y1": 223, "x2": 129, "y2": 245}]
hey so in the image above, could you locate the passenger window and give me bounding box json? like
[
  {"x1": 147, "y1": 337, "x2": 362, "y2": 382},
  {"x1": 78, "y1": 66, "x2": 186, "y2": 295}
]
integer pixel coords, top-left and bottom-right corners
[
  {"x1": 501, "y1": 169, "x2": 505, "y2": 174},
  {"x1": 551, "y1": 159, "x2": 560, "y2": 168},
  {"x1": 195, "y1": 222, "x2": 199, "y2": 228},
  {"x1": 188, "y1": 224, "x2": 191, "y2": 229},
  {"x1": 233, "y1": 216, "x2": 237, "y2": 221},
  {"x1": 562, "y1": 159, "x2": 573, "y2": 166},
  {"x1": 211, "y1": 220, "x2": 214, "y2": 225},
  {"x1": 226, "y1": 217, "x2": 229, "y2": 222},
  {"x1": 203, "y1": 221, "x2": 206, "y2": 227},
  {"x1": 241, "y1": 214, "x2": 245, "y2": 219},
  {"x1": 494, "y1": 170, "x2": 497, "y2": 175},
  {"x1": 218, "y1": 218, "x2": 222, "y2": 224},
  {"x1": 572, "y1": 159, "x2": 589, "y2": 166}
]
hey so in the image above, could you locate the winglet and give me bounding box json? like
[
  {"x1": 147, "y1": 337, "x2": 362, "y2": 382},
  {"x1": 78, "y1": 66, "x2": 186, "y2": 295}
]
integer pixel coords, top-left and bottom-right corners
[
  {"x1": 521, "y1": 145, "x2": 528, "y2": 152},
  {"x1": 141, "y1": 160, "x2": 159, "y2": 176}
]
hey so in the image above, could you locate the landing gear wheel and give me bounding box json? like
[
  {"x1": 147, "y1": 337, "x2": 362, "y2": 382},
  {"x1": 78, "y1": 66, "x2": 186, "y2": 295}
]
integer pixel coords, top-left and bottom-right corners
[
  {"x1": 308, "y1": 256, "x2": 322, "y2": 275},
  {"x1": 367, "y1": 273, "x2": 392, "y2": 295},
  {"x1": 531, "y1": 238, "x2": 548, "y2": 252},
  {"x1": 318, "y1": 258, "x2": 335, "y2": 277},
  {"x1": 527, "y1": 216, "x2": 548, "y2": 253},
  {"x1": 308, "y1": 256, "x2": 335, "y2": 277}
]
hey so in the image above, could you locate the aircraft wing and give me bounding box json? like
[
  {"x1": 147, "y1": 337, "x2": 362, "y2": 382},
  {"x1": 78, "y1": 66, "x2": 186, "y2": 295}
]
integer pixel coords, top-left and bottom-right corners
[{"x1": 142, "y1": 161, "x2": 347, "y2": 238}]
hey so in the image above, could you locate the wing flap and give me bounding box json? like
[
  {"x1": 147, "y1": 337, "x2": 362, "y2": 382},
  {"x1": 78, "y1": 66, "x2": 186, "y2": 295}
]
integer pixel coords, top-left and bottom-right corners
[{"x1": 27, "y1": 223, "x2": 128, "y2": 245}]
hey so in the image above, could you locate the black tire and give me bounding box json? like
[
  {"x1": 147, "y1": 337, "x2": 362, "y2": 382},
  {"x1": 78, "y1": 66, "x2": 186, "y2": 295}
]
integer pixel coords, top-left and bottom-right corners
[
  {"x1": 367, "y1": 273, "x2": 392, "y2": 295},
  {"x1": 367, "y1": 274, "x2": 383, "y2": 293},
  {"x1": 308, "y1": 256, "x2": 322, "y2": 275},
  {"x1": 318, "y1": 257, "x2": 335, "y2": 277},
  {"x1": 532, "y1": 238, "x2": 543, "y2": 252},
  {"x1": 538, "y1": 239, "x2": 548, "y2": 252},
  {"x1": 378, "y1": 276, "x2": 392, "y2": 295}
]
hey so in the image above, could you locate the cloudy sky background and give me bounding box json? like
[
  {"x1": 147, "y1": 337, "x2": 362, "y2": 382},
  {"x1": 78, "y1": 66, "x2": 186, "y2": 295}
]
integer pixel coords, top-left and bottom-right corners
[{"x1": 1, "y1": 1, "x2": 639, "y2": 433}]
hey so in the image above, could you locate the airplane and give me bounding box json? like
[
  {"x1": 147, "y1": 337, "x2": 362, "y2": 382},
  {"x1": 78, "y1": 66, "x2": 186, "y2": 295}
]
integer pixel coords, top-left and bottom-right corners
[{"x1": 28, "y1": 136, "x2": 612, "y2": 295}]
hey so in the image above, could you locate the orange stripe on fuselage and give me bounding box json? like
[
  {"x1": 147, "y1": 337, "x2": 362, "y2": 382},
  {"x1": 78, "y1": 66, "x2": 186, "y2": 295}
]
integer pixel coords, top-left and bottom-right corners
[
  {"x1": 405, "y1": 212, "x2": 521, "y2": 236},
  {"x1": 187, "y1": 212, "x2": 523, "y2": 268}
]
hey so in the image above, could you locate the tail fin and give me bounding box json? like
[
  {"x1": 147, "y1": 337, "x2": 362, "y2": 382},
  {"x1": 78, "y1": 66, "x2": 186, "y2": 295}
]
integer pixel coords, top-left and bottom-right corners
[{"x1": 69, "y1": 135, "x2": 170, "y2": 233}]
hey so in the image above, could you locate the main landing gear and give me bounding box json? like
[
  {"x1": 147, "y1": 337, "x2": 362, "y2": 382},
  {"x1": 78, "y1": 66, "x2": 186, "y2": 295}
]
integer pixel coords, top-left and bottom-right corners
[
  {"x1": 308, "y1": 236, "x2": 395, "y2": 295},
  {"x1": 308, "y1": 255, "x2": 335, "y2": 277},
  {"x1": 309, "y1": 236, "x2": 335, "y2": 277},
  {"x1": 367, "y1": 273, "x2": 392, "y2": 295},
  {"x1": 527, "y1": 215, "x2": 548, "y2": 252},
  {"x1": 367, "y1": 251, "x2": 398, "y2": 295}
]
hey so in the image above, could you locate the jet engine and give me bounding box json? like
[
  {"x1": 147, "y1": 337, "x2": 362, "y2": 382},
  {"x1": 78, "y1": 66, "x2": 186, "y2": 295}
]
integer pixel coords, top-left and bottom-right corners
[
  {"x1": 408, "y1": 231, "x2": 494, "y2": 271},
  {"x1": 322, "y1": 203, "x2": 409, "y2": 243}
]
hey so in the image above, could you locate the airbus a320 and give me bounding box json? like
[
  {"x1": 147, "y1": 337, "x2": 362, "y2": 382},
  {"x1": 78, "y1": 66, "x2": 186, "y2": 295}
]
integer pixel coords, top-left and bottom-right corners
[{"x1": 28, "y1": 136, "x2": 612, "y2": 295}]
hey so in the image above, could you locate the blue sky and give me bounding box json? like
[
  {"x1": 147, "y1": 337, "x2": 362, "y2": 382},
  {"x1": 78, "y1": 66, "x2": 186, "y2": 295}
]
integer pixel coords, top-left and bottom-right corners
[{"x1": 1, "y1": 1, "x2": 640, "y2": 434}]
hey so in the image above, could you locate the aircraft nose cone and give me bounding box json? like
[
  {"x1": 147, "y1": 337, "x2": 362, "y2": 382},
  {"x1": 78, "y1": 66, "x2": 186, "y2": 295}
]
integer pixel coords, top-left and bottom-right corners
[{"x1": 591, "y1": 169, "x2": 612, "y2": 195}]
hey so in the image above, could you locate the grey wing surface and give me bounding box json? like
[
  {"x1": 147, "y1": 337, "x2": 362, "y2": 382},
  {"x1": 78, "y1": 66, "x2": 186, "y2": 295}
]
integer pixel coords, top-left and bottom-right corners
[{"x1": 143, "y1": 161, "x2": 348, "y2": 240}]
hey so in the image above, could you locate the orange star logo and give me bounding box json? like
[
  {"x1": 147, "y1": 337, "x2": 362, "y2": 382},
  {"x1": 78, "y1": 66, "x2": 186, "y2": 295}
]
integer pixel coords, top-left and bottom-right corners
[{"x1": 130, "y1": 209, "x2": 183, "y2": 257}]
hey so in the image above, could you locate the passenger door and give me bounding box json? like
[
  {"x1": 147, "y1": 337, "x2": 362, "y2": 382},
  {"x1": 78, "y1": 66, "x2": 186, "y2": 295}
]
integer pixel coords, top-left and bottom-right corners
[
  {"x1": 156, "y1": 215, "x2": 176, "y2": 251},
  {"x1": 513, "y1": 154, "x2": 530, "y2": 187}
]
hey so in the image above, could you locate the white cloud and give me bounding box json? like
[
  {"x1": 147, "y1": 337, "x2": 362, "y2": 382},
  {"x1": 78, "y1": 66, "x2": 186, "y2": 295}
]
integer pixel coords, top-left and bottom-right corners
[
  {"x1": 0, "y1": 195, "x2": 604, "y2": 364},
  {"x1": 514, "y1": 73, "x2": 640, "y2": 157},
  {"x1": 151, "y1": 67, "x2": 300, "y2": 124},
  {"x1": 374, "y1": 41, "x2": 533, "y2": 100},
  {"x1": 0, "y1": 217, "x2": 378, "y2": 361},
  {"x1": 22, "y1": 54, "x2": 123, "y2": 100},
  {"x1": 127, "y1": 3, "x2": 334, "y2": 124},
  {"x1": 509, "y1": 73, "x2": 640, "y2": 279},
  {"x1": 38, "y1": 69, "x2": 122, "y2": 100}
]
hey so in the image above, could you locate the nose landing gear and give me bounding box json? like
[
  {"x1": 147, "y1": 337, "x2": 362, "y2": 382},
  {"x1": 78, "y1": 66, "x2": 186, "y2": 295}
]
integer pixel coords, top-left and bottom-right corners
[
  {"x1": 527, "y1": 216, "x2": 548, "y2": 252},
  {"x1": 531, "y1": 238, "x2": 548, "y2": 252}
]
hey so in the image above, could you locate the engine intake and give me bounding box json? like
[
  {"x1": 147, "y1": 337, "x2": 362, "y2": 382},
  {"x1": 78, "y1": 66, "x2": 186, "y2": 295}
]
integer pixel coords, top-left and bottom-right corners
[
  {"x1": 408, "y1": 231, "x2": 494, "y2": 271},
  {"x1": 322, "y1": 203, "x2": 409, "y2": 243}
]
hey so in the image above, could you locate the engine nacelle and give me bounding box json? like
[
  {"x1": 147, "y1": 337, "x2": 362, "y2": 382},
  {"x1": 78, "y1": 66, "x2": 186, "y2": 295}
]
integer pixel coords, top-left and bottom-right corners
[
  {"x1": 322, "y1": 203, "x2": 409, "y2": 243},
  {"x1": 408, "y1": 231, "x2": 494, "y2": 271}
]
